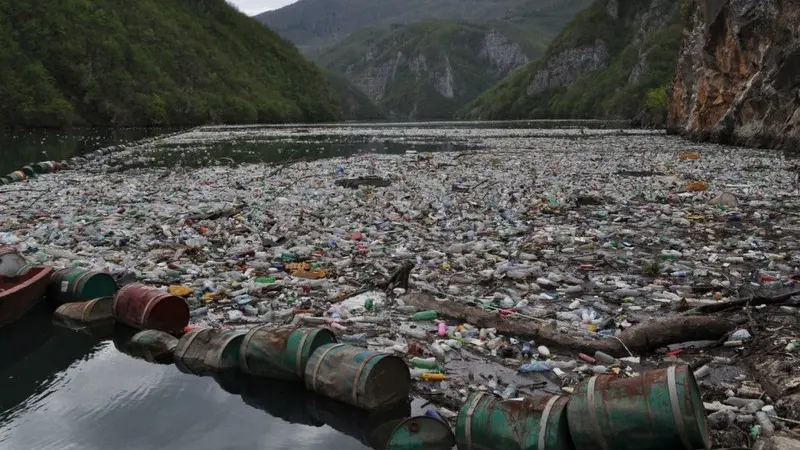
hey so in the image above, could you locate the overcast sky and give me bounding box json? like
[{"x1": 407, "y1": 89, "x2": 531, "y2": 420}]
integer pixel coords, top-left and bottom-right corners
[{"x1": 229, "y1": 0, "x2": 298, "y2": 15}]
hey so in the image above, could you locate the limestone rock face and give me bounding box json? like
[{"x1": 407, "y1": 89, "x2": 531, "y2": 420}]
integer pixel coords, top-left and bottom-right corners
[{"x1": 668, "y1": 0, "x2": 800, "y2": 150}]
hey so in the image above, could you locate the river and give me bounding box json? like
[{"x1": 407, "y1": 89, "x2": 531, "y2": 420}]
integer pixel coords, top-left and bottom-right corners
[
  {"x1": 0, "y1": 120, "x2": 653, "y2": 450},
  {"x1": 0, "y1": 304, "x2": 426, "y2": 450}
]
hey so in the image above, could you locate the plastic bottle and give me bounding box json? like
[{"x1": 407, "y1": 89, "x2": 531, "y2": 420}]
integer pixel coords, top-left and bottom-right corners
[
  {"x1": 340, "y1": 333, "x2": 368, "y2": 345},
  {"x1": 594, "y1": 351, "x2": 618, "y2": 365},
  {"x1": 190, "y1": 307, "x2": 208, "y2": 317},
  {"x1": 412, "y1": 310, "x2": 438, "y2": 321},
  {"x1": 501, "y1": 383, "x2": 517, "y2": 400},
  {"x1": 518, "y1": 361, "x2": 552, "y2": 373},
  {"x1": 487, "y1": 336, "x2": 504, "y2": 350},
  {"x1": 430, "y1": 342, "x2": 445, "y2": 359},
  {"x1": 422, "y1": 373, "x2": 447, "y2": 381},
  {"x1": 551, "y1": 360, "x2": 578, "y2": 370},
  {"x1": 409, "y1": 368, "x2": 438, "y2": 378},
  {"x1": 364, "y1": 298, "x2": 374, "y2": 310},
  {"x1": 522, "y1": 342, "x2": 533, "y2": 358},
  {"x1": 581, "y1": 309, "x2": 597, "y2": 324},
  {"x1": 437, "y1": 321, "x2": 447, "y2": 337},
  {"x1": 425, "y1": 408, "x2": 443, "y2": 420},
  {"x1": 411, "y1": 357, "x2": 440, "y2": 370}
]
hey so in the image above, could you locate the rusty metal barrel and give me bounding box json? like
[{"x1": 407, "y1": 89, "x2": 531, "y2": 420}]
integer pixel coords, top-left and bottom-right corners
[
  {"x1": 112, "y1": 283, "x2": 189, "y2": 332},
  {"x1": 113, "y1": 327, "x2": 177, "y2": 364},
  {"x1": 49, "y1": 268, "x2": 118, "y2": 304},
  {"x1": 7, "y1": 171, "x2": 26, "y2": 182},
  {"x1": 33, "y1": 161, "x2": 59, "y2": 174},
  {"x1": 566, "y1": 365, "x2": 711, "y2": 450},
  {"x1": 385, "y1": 416, "x2": 457, "y2": 450},
  {"x1": 304, "y1": 343, "x2": 410, "y2": 411},
  {"x1": 54, "y1": 297, "x2": 114, "y2": 324},
  {"x1": 239, "y1": 326, "x2": 336, "y2": 381},
  {"x1": 456, "y1": 392, "x2": 573, "y2": 450},
  {"x1": 174, "y1": 328, "x2": 247, "y2": 374},
  {"x1": 20, "y1": 165, "x2": 37, "y2": 177}
]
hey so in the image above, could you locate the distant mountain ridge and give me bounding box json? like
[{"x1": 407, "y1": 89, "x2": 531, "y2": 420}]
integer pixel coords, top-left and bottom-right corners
[
  {"x1": 256, "y1": 0, "x2": 591, "y2": 55},
  {"x1": 313, "y1": 20, "x2": 550, "y2": 120}
]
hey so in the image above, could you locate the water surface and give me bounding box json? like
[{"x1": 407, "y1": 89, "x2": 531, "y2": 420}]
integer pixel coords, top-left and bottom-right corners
[{"x1": 0, "y1": 305, "x2": 415, "y2": 450}]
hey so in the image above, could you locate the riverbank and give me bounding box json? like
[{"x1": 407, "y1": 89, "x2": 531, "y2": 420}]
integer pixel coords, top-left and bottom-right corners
[{"x1": 2, "y1": 124, "x2": 800, "y2": 448}]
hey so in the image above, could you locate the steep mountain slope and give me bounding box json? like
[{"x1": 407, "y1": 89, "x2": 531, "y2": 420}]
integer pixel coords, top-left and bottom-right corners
[
  {"x1": 324, "y1": 70, "x2": 386, "y2": 120},
  {"x1": 314, "y1": 20, "x2": 547, "y2": 120},
  {"x1": 256, "y1": 0, "x2": 590, "y2": 54},
  {"x1": 669, "y1": 0, "x2": 800, "y2": 150},
  {"x1": 461, "y1": 0, "x2": 683, "y2": 124},
  {"x1": 0, "y1": 0, "x2": 340, "y2": 127}
]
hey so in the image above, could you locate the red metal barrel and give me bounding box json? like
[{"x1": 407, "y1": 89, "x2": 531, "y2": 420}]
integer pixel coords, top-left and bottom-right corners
[{"x1": 112, "y1": 283, "x2": 189, "y2": 332}]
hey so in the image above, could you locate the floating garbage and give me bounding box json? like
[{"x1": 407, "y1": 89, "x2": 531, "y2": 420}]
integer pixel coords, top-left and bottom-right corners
[
  {"x1": 48, "y1": 268, "x2": 118, "y2": 304},
  {"x1": 54, "y1": 296, "x2": 114, "y2": 325},
  {"x1": 3, "y1": 125, "x2": 800, "y2": 450},
  {"x1": 174, "y1": 328, "x2": 246, "y2": 374},
  {"x1": 112, "y1": 283, "x2": 189, "y2": 332},
  {"x1": 304, "y1": 343, "x2": 410, "y2": 411},
  {"x1": 456, "y1": 392, "x2": 573, "y2": 450},
  {"x1": 385, "y1": 416, "x2": 456, "y2": 450},
  {"x1": 567, "y1": 365, "x2": 711, "y2": 450},
  {"x1": 239, "y1": 326, "x2": 336, "y2": 381},
  {"x1": 113, "y1": 326, "x2": 176, "y2": 364}
]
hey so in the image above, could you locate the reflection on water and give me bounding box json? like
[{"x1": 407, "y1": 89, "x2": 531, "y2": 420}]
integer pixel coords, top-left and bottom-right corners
[
  {"x1": 0, "y1": 128, "x2": 175, "y2": 174},
  {"x1": 0, "y1": 311, "x2": 427, "y2": 450}
]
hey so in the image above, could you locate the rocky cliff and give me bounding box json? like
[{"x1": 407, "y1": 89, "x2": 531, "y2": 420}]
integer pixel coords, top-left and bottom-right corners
[
  {"x1": 460, "y1": 0, "x2": 683, "y2": 123},
  {"x1": 316, "y1": 21, "x2": 546, "y2": 120},
  {"x1": 668, "y1": 0, "x2": 800, "y2": 150}
]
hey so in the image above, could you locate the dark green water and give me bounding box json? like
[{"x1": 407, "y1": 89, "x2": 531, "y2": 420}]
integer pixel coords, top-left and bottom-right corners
[
  {"x1": 0, "y1": 128, "x2": 174, "y2": 174},
  {"x1": 0, "y1": 305, "x2": 418, "y2": 450}
]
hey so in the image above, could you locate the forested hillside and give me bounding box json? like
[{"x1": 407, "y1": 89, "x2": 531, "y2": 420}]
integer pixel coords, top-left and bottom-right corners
[{"x1": 0, "y1": 0, "x2": 341, "y2": 127}]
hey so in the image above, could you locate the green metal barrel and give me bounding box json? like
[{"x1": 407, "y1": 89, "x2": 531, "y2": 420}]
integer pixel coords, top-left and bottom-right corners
[
  {"x1": 566, "y1": 365, "x2": 711, "y2": 450},
  {"x1": 113, "y1": 328, "x2": 177, "y2": 365},
  {"x1": 20, "y1": 165, "x2": 37, "y2": 177},
  {"x1": 174, "y1": 328, "x2": 246, "y2": 374},
  {"x1": 456, "y1": 392, "x2": 573, "y2": 450},
  {"x1": 385, "y1": 416, "x2": 457, "y2": 450},
  {"x1": 49, "y1": 268, "x2": 119, "y2": 304},
  {"x1": 304, "y1": 343, "x2": 410, "y2": 411},
  {"x1": 240, "y1": 326, "x2": 336, "y2": 381},
  {"x1": 129, "y1": 330, "x2": 179, "y2": 364}
]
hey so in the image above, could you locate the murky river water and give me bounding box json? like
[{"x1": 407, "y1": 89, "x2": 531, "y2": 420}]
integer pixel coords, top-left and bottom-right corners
[
  {"x1": 1, "y1": 120, "x2": 652, "y2": 449},
  {"x1": 0, "y1": 305, "x2": 427, "y2": 450}
]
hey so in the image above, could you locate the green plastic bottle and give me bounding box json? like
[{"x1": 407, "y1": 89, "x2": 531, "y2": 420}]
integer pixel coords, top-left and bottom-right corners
[
  {"x1": 412, "y1": 310, "x2": 438, "y2": 321},
  {"x1": 411, "y1": 357, "x2": 440, "y2": 370}
]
